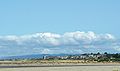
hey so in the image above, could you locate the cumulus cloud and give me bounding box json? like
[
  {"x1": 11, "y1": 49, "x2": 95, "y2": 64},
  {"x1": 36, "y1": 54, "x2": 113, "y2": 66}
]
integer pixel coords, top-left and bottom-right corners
[{"x1": 0, "y1": 31, "x2": 119, "y2": 56}]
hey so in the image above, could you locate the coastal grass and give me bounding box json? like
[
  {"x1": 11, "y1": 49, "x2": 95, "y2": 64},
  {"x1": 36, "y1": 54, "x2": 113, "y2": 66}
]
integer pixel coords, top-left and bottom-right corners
[{"x1": 0, "y1": 60, "x2": 119, "y2": 64}]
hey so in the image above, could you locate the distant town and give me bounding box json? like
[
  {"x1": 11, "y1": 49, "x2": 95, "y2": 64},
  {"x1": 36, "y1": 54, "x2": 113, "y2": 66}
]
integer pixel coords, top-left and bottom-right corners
[
  {"x1": 42, "y1": 52, "x2": 120, "y2": 62},
  {"x1": 1, "y1": 52, "x2": 120, "y2": 63}
]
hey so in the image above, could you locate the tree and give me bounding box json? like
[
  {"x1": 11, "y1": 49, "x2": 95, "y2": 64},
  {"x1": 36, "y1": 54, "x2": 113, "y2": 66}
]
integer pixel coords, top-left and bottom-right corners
[
  {"x1": 91, "y1": 53, "x2": 93, "y2": 55},
  {"x1": 97, "y1": 52, "x2": 100, "y2": 55},
  {"x1": 104, "y1": 52, "x2": 108, "y2": 55}
]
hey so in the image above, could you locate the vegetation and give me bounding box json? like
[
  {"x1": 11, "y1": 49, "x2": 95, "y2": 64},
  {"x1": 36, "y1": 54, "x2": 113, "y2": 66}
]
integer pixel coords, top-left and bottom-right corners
[{"x1": 0, "y1": 52, "x2": 120, "y2": 64}]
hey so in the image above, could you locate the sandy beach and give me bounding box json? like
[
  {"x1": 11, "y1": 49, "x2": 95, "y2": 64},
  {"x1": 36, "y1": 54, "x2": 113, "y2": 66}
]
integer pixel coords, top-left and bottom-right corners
[
  {"x1": 0, "y1": 63, "x2": 120, "y2": 71},
  {"x1": 0, "y1": 65, "x2": 120, "y2": 71}
]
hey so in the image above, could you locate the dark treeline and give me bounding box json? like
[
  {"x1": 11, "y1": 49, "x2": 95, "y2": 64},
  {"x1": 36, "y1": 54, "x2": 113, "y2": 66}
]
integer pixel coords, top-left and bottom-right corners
[{"x1": 43, "y1": 52, "x2": 120, "y2": 62}]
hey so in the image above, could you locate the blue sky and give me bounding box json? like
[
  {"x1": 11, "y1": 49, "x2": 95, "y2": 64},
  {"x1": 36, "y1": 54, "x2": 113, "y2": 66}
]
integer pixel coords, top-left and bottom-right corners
[
  {"x1": 0, "y1": 0, "x2": 120, "y2": 56},
  {"x1": 0, "y1": 0, "x2": 120, "y2": 37}
]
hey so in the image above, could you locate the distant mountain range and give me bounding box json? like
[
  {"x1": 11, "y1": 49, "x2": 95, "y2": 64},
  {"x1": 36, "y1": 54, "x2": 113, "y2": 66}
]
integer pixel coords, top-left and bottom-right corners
[{"x1": 0, "y1": 54, "x2": 78, "y2": 60}]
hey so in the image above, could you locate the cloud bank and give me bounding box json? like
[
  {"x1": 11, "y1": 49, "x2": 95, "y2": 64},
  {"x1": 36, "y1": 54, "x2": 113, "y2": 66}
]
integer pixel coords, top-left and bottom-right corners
[{"x1": 0, "y1": 31, "x2": 119, "y2": 56}]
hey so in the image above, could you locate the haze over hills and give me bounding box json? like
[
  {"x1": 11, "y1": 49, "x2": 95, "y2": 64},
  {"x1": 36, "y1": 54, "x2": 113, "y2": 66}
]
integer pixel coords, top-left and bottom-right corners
[{"x1": 0, "y1": 54, "x2": 74, "y2": 60}]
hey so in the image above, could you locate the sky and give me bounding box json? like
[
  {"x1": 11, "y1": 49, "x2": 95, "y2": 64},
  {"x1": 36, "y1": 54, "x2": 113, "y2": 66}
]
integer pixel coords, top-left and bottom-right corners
[
  {"x1": 0, "y1": 0, "x2": 120, "y2": 37},
  {"x1": 0, "y1": 0, "x2": 120, "y2": 56}
]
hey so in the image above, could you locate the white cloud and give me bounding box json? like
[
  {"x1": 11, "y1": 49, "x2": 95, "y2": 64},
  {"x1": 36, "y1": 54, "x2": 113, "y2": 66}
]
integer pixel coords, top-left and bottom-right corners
[{"x1": 0, "y1": 31, "x2": 119, "y2": 56}]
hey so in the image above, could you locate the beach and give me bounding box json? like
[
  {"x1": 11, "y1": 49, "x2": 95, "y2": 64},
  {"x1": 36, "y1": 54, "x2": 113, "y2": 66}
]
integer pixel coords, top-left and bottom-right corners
[
  {"x1": 0, "y1": 65, "x2": 120, "y2": 71},
  {"x1": 0, "y1": 64, "x2": 120, "y2": 71}
]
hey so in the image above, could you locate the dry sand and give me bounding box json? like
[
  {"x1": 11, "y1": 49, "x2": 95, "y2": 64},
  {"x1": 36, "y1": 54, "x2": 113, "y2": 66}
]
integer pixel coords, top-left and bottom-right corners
[{"x1": 0, "y1": 66, "x2": 120, "y2": 71}]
